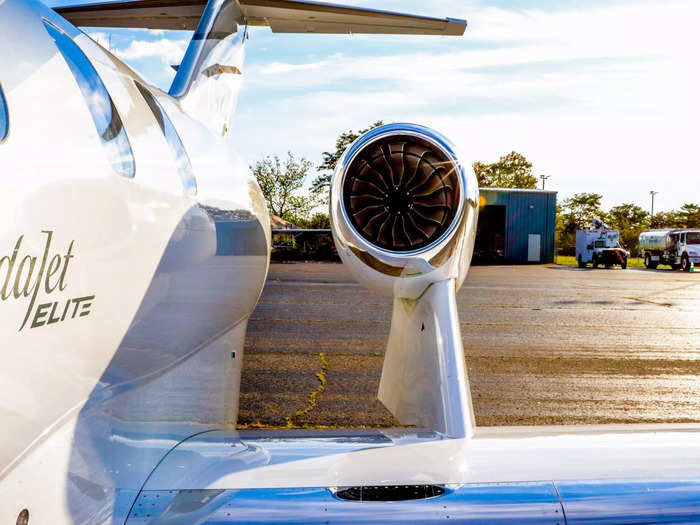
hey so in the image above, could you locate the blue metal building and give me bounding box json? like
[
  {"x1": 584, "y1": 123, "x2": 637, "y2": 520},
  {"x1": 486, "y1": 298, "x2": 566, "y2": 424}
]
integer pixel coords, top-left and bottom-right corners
[{"x1": 474, "y1": 188, "x2": 557, "y2": 264}]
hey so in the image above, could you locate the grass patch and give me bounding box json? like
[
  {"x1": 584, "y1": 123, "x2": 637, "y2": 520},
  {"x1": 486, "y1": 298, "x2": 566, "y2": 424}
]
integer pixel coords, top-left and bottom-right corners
[{"x1": 556, "y1": 255, "x2": 645, "y2": 268}]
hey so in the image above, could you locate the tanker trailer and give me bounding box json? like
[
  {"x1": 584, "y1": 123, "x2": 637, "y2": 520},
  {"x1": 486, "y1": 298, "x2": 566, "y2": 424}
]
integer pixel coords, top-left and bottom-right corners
[{"x1": 639, "y1": 229, "x2": 700, "y2": 271}]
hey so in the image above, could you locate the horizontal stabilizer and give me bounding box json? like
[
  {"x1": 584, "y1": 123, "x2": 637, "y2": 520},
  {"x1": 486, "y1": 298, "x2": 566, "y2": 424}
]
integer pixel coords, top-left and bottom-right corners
[
  {"x1": 54, "y1": 0, "x2": 467, "y2": 35},
  {"x1": 237, "y1": 0, "x2": 466, "y2": 35},
  {"x1": 55, "y1": 0, "x2": 207, "y2": 30}
]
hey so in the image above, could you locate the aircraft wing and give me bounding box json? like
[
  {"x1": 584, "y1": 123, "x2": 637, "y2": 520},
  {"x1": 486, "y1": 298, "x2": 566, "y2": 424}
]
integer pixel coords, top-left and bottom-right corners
[{"x1": 54, "y1": 0, "x2": 467, "y2": 35}]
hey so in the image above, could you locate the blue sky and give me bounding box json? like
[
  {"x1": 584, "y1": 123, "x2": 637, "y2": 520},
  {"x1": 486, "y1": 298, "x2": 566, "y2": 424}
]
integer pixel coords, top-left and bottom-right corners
[{"x1": 49, "y1": 0, "x2": 700, "y2": 212}]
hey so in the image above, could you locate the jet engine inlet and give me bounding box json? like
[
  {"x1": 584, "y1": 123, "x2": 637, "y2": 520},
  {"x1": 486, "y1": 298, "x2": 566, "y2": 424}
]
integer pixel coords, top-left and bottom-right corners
[
  {"x1": 342, "y1": 135, "x2": 460, "y2": 252},
  {"x1": 330, "y1": 123, "x2": 478, "y2": 298}
]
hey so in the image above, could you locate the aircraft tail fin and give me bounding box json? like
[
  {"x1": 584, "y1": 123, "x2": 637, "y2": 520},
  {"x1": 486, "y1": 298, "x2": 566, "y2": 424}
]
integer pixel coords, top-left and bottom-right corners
[{"x1": 54, "y1": 0, "x2": 466, "y2": 132}]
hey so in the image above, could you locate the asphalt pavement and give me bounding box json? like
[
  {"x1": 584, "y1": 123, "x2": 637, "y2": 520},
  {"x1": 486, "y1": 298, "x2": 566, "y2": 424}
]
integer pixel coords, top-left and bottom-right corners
[{"x1": 238, "y1": 262, "x2": 700, "y2": 428}]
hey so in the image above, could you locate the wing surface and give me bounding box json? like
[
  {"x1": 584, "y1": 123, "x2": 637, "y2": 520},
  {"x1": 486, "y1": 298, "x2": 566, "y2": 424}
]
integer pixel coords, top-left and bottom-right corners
[{"x1": 54, "y1": 0, "x2": 467, "y2": 35}]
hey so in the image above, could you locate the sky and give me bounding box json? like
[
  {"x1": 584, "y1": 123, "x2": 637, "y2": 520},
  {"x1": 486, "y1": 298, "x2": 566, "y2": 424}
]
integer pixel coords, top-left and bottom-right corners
[{"x1": 49, "y1": 0, "x2": 700, "y2": 213}]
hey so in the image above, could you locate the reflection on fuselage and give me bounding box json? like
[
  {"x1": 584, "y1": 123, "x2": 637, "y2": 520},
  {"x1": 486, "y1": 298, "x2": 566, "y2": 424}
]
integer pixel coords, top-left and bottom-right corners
[
  {"x1": 106, "y1": 204, "x2": 267, "y2": 387},
  {"x1": 66, "y1": 202, "x2": 268, "y2": 518},
  {"x1": 0, "y1": 2, "x2": 270, "y2": 521}
]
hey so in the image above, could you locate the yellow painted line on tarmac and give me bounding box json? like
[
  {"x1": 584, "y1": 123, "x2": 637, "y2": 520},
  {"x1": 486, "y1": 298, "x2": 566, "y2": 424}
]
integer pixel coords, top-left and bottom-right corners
[{"x1": 285, "y1": 352, "x2": 329, "y2": 428}]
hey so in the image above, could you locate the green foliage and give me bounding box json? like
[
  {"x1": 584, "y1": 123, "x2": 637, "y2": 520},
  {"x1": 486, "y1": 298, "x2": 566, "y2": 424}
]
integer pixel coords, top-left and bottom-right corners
[
  {"x1": 284, "y1": 195, "x2": 315, "y2": 226},
  {"x1": 556, "y1": 193, "x2": 605, "y2": 251},
  {"x1": 561, "y1": 193, "x2": 605, "y2": 230},
  {"x1": 680, "y1": 203, "x2": 700, "y2": 227},
  {"x1": 607, "y1": 204, "x2": 649, "y2": 256},
  {"x1": 667, "y1": 203, "x2": 700, "y2": 228},
  {"x1": 649, "y1": 213, "x2": 667, "y2": 229},
  {"x1": 472, "y1": 151, "x2": 538, "y2": 189},
  {"x1": 252, "y1": 152, "x2": 314, "y2": 223},
  {"x1": 296, "y1": 212, "x2": 331, "y2": 230},
  {"x1": 648, "y1": 204, "x2": 700, "y2": 229},
  {"x1": 311, "y1": 121, "x2": 384, "y2": 199}
]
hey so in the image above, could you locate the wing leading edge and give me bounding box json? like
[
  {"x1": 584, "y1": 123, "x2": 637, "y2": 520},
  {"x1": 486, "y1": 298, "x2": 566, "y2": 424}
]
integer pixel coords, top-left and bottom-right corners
[{"x1": 54, "y1": 0, "x2": 467, "y2": 35}]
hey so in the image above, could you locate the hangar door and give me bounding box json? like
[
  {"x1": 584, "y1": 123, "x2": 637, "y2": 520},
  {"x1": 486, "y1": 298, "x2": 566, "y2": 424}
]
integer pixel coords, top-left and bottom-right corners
[
  {"x1": 474, "y1": 205, "x2": 506, "y2": 264},
  {"x1": 528, "y1": 234, "x2": 541, "y2": 262}
]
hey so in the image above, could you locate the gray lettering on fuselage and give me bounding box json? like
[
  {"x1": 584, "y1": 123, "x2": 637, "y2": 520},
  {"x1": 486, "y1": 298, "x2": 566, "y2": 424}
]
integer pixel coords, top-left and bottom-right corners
[
  {"x1": 0, "y1": 231, "x2": 95, "y2": 330},
  {"x1": 31, "y1": 296, "x2": 95, "y2": 329}
]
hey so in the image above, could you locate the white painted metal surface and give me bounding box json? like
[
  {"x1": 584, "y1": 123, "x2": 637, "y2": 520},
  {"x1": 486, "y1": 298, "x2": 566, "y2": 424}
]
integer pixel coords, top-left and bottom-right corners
[
  {"x1": 576, "y1": 227, "x2": 623, "y2": 264},
  {"x1": 142, "y1": 425, "x2": 700, "y2": 490},
  {"x1": 379, "y1": 279, "x2": 475, "y2": 438},
  {"x1": 0, "y1": 0, "x2": 270, "y2": 520},
  {"x1": 527, "y1": 233, "x2": 541, "y2": 262},
  {"x1": 639, "y1": 229, "x2": 675, "y2": 251}
]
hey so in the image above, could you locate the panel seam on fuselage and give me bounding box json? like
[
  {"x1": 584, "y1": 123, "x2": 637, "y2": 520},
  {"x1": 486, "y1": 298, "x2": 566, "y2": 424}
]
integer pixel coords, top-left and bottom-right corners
[
  {"x1": 552, "y1": 480, "x2": 568, "y2": 525},
  {"x1": 122, "y1": 429, "x2": 219, "y2": 525}
]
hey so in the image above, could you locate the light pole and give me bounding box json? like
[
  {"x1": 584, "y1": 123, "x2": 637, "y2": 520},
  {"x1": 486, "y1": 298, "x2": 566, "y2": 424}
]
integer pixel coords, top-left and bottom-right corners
[
  {"x1": 650, "y1": 190, "x2": 659, "y2": 218},
  {"x1": 539, "y1": 174, "x2": 551, "y2": 190}
]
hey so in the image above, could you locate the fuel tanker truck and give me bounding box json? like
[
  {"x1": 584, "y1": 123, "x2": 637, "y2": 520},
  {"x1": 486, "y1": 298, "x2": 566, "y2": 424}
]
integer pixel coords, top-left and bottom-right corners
[{"x1": 639, "y1": 229, "x2": 700, "y2": 271}]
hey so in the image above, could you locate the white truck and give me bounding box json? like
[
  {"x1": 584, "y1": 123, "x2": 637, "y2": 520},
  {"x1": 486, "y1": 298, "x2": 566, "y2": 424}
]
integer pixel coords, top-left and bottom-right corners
[
  {"x1": 576, "y1": 219, "x2": 629, "y2": 269},
  {"x1": 639, "y1": 229, "x2": 700, "y2": 271}
]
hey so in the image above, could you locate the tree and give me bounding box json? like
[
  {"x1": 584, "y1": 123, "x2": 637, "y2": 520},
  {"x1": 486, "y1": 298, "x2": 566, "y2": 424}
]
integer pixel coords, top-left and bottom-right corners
[
  {"x1": 607, "y1": 203, "x2": 649, "y2": 255},
  {"x1": 676, "y1": 203, "x2": 700, "y2": 228},
  {"x1": 296, "y1": 212, "x2": 331, "y2": 230},
  {"x1": 648, "y1": 204, "x2": 699, "y2": 229},
  {"x1": 608, "y1": 204, "x2": 648, "y2": 228},
  {"x1": 311, "y1": 121, "x2": 384, "y2": 198},
  {"x1": 561, "y1": 193, "x2": 606, "y2": 231},
  {"x1": 649, "y1": 213, "x2": 668, "y2": 229},
  {"x1": 472, "y1": 151, "x2": 538, "y2": 189},
  {"x1": 557, "y1": 193, "x2": 606, "y2": 251},
  {"x1": 252, "y1": 152, "x2": 314, "y2": 223}
]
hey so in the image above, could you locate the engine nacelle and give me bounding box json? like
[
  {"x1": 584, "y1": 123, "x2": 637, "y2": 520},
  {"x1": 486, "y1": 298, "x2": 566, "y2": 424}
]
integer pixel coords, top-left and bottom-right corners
[{"x1": 330, "y1": 123, "x2": 478, "y2": 298}]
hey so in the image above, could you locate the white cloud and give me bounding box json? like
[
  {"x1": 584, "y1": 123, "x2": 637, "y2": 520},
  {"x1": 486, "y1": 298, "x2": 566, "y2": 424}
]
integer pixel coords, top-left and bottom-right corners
[
  {"x1": 87, "y1": 31, "x2": 110, "y2": 49},
  {"x1": 100, "y1": 0, "x2": 700, "y2": 210},
  {"x1": 230, "y1": 0, "x2": 700, "y2": 210},
  {"x1": 115, "y1": 38, "x2": 189, "y2": 65},
  {"x1": 262, "y1": 59, "x2": 331, "y2": 74},
  {"x1": 107, "y1": 38, "x2": 189, "y2": 88}
]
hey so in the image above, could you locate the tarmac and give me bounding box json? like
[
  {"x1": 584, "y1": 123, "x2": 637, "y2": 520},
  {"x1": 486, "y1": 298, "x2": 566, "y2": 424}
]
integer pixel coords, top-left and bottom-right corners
[{"x1": 238, "y1": 262, "x2": 700, "y2": 428}]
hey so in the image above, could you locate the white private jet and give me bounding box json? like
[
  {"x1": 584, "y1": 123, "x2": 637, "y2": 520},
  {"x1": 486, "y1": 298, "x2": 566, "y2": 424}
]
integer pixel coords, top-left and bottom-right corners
[{"x1": 1, "y1": 0, "x2": 699, "y2": 523}]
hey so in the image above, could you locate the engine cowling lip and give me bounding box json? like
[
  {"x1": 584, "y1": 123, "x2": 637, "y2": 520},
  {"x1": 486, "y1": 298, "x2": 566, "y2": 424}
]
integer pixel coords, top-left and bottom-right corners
[{"x1": 334, "y1": 123, "x2": 468, "y2": 258}]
